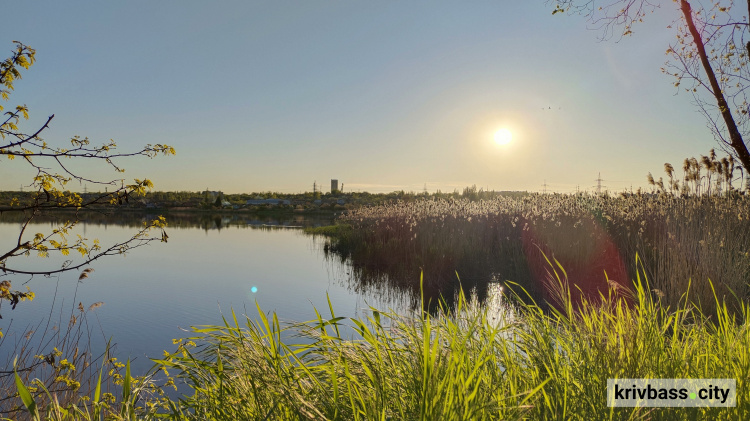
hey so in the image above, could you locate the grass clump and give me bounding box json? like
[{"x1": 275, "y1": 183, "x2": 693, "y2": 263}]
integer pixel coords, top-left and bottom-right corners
[
  {"x1": 303, "y1": 224, "x2": 352, "y2": 238},
  {"x1": 150, "y1": 263, "x2": 749, "y2": 420}
]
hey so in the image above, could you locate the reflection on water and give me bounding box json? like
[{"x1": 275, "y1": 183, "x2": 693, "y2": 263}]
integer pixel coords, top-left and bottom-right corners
[
  {"x1": 320, "y1": 239, "x2": 514, "y2": 316},
  {"x1": 320, "y1": 237, "x2": 516, "y2": 328},
  {"x1": 0, "y1": 210, "x2": 335, "y2": 231},
  {"x1": 0, "y1": 211, "x2": 515, "y2": 380},
  {"x1": 447, "y1": 282, "x2": 514, "y2": 331},
  {"x1": 483, "y1": 282, "x2": 511, "y2": 328}
]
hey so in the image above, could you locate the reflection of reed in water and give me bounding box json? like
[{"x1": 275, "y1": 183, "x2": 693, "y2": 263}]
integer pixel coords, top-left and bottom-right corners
[
  {"x1": 318, "y1": 233, "x2": 517, "y2": 316},
  {"x1": 321, "y1": 246, "x2": 413, "y2": 313}
]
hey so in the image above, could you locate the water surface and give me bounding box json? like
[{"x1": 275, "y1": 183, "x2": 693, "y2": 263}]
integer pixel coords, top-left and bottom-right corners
[{"x1": 0, "y1": 212, "x2": 411, "y2": 375}]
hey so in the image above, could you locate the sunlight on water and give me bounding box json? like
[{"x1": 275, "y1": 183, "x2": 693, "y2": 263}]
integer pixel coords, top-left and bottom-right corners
[{"x1": 484, "y1": 281, "x2": 513, "y2": 328}]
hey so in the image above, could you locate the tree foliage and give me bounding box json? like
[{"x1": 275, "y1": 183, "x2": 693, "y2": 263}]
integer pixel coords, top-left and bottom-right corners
[
  {"x1": 550, "y1": 0, "x2": 750, "y2": 178},
  {"x1": 0, "y1": 41, "x2": 175, "y2": 321}
]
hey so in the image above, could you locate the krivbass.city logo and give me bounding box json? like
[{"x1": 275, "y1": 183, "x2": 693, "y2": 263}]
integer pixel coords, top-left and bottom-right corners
[{"x1": 607, "y1": 379, "x2": 736, "y2": 407}]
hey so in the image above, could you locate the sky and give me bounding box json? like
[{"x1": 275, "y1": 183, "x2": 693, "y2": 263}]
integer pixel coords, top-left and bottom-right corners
[{"x1": 0, "y1": 1, "x2": 725, "y2": 194}]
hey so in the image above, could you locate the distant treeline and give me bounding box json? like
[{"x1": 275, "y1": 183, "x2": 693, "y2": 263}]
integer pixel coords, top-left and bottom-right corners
[{"x1": 0, "y1": 186, "x2": 529, "y2": 210}]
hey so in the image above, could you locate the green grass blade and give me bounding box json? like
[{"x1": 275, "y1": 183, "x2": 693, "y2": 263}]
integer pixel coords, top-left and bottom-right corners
[{"x1": 14, "y1": 358, "x2": 38, "y2": 420}]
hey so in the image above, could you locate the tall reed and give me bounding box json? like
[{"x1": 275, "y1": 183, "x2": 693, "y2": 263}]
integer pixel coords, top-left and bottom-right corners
[{"x1": 321, "y1": 194, "x2": 750, "y2": 316}]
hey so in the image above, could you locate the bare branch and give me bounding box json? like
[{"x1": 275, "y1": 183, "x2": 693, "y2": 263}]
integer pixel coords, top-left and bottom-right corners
[{"x1": 552, "y1": 0, "x2": 750, "y2": 173}]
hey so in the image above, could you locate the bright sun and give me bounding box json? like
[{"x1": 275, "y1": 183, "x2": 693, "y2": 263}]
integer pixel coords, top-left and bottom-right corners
[{"x1": 494, "y1": 128, "x2": 512, "y2": 146}]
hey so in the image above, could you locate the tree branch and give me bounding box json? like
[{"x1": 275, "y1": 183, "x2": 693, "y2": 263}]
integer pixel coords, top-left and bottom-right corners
[{"x1": 680, "y1": 0, "x2": 750, "y2": 172}]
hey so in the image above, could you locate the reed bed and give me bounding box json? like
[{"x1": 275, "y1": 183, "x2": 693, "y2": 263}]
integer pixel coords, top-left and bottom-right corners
[{"x1": 324, "y1": 193, "x2": 750, "y2": 315}]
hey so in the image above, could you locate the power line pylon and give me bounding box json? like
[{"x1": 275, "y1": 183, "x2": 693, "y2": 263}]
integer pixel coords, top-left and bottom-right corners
[{"x1": 594, "y1": 172, "x2": 606, "y2": 195}]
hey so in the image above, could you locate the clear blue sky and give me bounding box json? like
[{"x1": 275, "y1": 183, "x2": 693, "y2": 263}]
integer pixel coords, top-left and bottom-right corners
[{"x1": 2, "y1": 1, "x2": 718, "y2": 194}]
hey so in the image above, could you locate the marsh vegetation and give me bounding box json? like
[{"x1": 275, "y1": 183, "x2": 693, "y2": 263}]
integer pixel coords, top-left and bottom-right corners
[{"x1": 318, "y1": 193, "x2": 750, "y2": 317}]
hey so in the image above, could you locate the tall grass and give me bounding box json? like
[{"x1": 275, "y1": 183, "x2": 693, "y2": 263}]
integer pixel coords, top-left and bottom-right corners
[
  {"x1": 2, "y1": 271, "x2": 165, "y2": 420},
  {"x1": 321, "y1": 194, "x2": 750, "y2": 316},
  {"x1": 12, "y1": 356, "x2": 165, "y2": 421},
  {"x1": 150, "y1": 264, "x2": 749, "y2": 420}
]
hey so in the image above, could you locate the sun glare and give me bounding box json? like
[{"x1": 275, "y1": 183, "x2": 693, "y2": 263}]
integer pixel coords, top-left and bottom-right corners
[{"x1": 494, "y1": 128, "x2": 512, "y2": 146}]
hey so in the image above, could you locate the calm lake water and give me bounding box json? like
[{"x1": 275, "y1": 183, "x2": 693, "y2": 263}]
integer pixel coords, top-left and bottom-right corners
[{"x1": 0, "y1": 212, "x2": 415, "y2": 376}]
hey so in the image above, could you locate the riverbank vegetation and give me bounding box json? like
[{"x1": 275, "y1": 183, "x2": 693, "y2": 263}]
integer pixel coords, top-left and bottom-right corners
[
  {"x1": 11, "y1": 264, "x2": 749, "y2": 419},
  {"x1": 316, "y1": 193, "x2": 750, "y2": 317}
]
